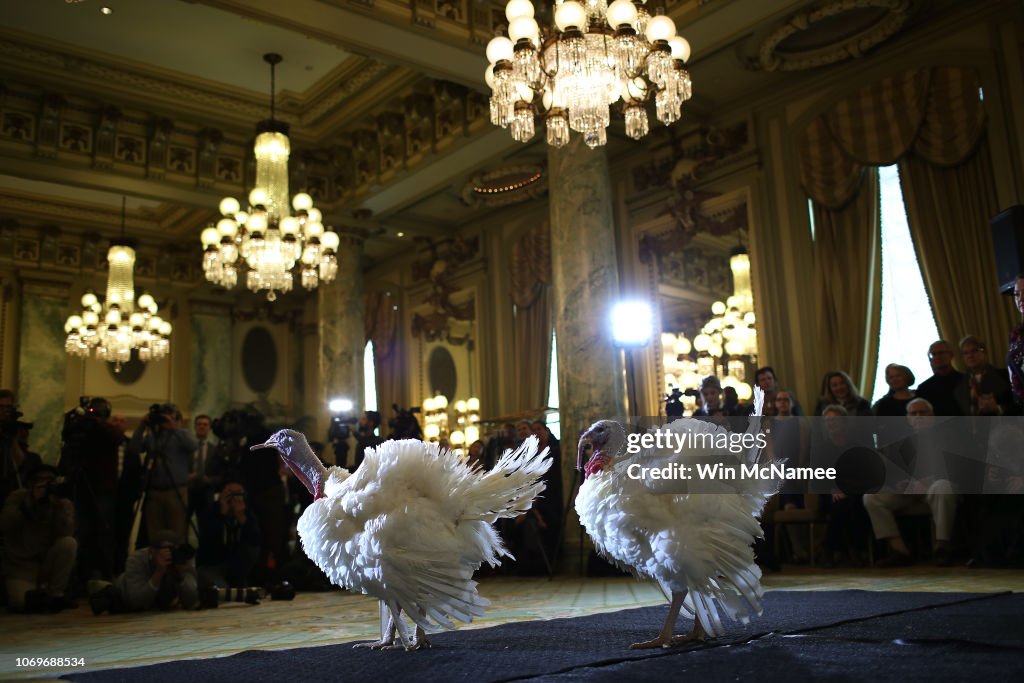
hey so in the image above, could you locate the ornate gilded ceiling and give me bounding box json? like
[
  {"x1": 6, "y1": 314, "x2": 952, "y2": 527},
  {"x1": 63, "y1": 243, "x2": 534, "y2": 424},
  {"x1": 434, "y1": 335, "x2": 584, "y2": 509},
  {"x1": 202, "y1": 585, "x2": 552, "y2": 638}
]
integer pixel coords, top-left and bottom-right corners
[{"x1": 0, "y1": 0, "x2": 949, "y2": 272}]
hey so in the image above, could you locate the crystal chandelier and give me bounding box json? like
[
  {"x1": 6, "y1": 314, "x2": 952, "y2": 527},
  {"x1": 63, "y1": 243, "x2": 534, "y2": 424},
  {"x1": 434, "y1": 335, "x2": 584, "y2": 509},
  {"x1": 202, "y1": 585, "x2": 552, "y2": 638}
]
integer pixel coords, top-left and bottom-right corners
[
  {"x1": 664, "y1": 247, "x2": 757, "y2": 401},
  {"x1": 201, "y1": 53, "x2": 340, "y2": 302},
  {"x1": 65, "y1": 199, "x2": 172, "y2": 370},
  {"x1": 484, "y1": 0, "x2": 692, "y2": 148}
]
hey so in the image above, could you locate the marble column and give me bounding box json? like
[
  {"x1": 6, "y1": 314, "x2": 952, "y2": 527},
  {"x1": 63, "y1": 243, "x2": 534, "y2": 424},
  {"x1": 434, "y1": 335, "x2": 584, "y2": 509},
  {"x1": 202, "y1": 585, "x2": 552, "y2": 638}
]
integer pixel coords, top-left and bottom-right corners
[
  {"x1": 17, "y1": 281, "x2": 69, "y2": 464},
  {"x1": 548, "y1": 136, "x2": 627, "y2": 566},
  {"x1": 189, "y1": 302, "x2": 233, "y2": 420},
  {"x1": 318, "y1": 229, "x2": 366, "y2": 465}
]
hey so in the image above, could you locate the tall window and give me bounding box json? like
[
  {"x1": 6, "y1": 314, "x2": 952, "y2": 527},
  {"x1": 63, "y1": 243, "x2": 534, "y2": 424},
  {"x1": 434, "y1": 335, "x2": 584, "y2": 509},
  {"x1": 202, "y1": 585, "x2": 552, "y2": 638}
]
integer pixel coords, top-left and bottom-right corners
[
  {"x1": 363, "y1": 340, "x2": 377, "y2": 412},
  {"x1": 871, "y1": 165, "x2": 940, "y2": 403},
  {"x1": 546, "y1": 331, "x2": 560, "y2": 440}
]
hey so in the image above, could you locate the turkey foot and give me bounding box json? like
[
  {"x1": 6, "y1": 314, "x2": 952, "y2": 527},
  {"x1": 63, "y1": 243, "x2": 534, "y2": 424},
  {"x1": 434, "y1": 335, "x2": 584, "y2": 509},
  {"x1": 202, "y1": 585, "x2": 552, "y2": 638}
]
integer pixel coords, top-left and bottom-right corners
[
  {"x1": 354, "y1": 613, "x2": 396, "y2": 649},
  {"x1": 668, "y1": 621, "x2": 707, "y2": 646},
  {"x1": 354, "y1": 638, "x2": 396, "y2": 650},
  {"x1": 405, "y1": 625, "x2": 432, "y2": 651}
]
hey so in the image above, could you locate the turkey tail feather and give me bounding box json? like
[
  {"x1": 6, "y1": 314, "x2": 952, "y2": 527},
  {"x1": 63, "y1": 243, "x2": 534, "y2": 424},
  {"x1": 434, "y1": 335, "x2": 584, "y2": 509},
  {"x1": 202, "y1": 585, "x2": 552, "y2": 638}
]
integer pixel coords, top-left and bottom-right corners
[{"x1": 460, "y1": 436, "x2": 551, "y2": 523}]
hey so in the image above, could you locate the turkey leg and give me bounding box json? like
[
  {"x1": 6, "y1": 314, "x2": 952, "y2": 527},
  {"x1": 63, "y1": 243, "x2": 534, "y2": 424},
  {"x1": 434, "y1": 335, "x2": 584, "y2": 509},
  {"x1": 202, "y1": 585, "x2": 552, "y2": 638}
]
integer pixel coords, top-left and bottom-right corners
[{"x1": 630, "y1": 590, "x2": 686, "y2": 649}]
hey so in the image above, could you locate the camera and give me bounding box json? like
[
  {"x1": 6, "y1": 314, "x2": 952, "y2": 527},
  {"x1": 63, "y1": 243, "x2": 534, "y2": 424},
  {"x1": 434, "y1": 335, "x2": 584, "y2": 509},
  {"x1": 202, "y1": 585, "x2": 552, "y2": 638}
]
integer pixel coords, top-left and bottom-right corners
[
  {"x1": 171, "y1": 543, "x2": 195, "y2": 566},
  {"x1": 327, "y1": 414, "x2": 357, "y2": 443},
  {"x1": 147, "y1": 403, "x2": 171, "y2": 427},
  {"x1": 198, "y1": 581, "x2": 297, "y2": 609}
]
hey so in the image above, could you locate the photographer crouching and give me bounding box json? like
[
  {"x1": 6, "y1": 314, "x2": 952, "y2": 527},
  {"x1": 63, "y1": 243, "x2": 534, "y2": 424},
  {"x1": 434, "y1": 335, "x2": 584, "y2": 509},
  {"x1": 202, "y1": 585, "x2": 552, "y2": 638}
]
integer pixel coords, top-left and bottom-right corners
[
  {"x1": 127, "y1": 403, "x2": 197, "y2": 548},
  {"x1": 92, "y1": 530, "x2": 198, "y2": 613},
  {"x1": 0, "y1": 464, "x2": 77, "y2": 612}
]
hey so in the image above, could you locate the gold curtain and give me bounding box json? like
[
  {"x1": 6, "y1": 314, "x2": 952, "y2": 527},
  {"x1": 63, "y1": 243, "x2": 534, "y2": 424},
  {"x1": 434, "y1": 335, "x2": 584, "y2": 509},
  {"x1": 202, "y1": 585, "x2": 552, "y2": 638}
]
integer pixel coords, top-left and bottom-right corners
[
  {"x1": 813, "y1": 169, "x2": 882, "y2": 398},
  {"x1": 510, "y1": 221, "x2": 553, "y2": 413},
  {"x1": 364, "y1": 289, "x2": 402, "y2": 417},
  {"x1": 899, "y1": 140, "x2": 1016, "y2": 360},
  {"x1": 800, "y1": 66, "x2": 1001, "y2": 388}
]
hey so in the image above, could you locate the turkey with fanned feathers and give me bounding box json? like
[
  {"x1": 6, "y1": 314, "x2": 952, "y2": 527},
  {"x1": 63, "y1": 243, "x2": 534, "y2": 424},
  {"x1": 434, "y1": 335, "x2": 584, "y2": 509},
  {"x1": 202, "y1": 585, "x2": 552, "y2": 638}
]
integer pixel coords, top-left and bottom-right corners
[
  {"x1": 254, "y1": 429, "x2": 551, "y2": 650},
  {"x1": 575, "y1": 387, "x2": 776, "y2": 648}
]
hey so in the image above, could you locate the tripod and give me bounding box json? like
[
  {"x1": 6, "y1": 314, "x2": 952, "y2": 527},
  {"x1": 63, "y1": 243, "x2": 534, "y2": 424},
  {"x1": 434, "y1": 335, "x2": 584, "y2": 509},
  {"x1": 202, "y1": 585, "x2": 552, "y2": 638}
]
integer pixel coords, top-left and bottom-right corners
[{"x1": 128, "y1": 427, "x2": 199, "y2": 552}]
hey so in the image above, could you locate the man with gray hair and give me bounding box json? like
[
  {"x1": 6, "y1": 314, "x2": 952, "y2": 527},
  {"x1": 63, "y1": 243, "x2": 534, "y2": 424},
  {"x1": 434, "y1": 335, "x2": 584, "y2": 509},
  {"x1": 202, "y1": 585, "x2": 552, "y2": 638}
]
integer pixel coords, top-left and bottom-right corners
[{"x1": 863, "y1": 397, "x2": 960, "y2": 567}]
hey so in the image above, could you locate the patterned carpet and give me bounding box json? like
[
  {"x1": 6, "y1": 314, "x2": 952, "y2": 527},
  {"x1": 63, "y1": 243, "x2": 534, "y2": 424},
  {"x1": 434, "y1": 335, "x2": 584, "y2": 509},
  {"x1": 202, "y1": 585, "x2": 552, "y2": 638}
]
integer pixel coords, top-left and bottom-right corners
[{"x1": 1, "y1": 568, "x2": 1022, "y2": 680}]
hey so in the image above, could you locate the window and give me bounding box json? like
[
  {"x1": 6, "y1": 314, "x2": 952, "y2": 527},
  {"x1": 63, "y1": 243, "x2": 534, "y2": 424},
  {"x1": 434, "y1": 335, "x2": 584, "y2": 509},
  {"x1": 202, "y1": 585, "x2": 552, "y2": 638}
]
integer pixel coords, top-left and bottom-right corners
[
  {"x1": 870, "y1": 165, "x2": 940, "y2": 403},
  {"x1": 546, "y1": 330, "x2": 560, "y2": 440},
  {"x1": 364, "y1": 340, "x2": 377, "y2": 413}
]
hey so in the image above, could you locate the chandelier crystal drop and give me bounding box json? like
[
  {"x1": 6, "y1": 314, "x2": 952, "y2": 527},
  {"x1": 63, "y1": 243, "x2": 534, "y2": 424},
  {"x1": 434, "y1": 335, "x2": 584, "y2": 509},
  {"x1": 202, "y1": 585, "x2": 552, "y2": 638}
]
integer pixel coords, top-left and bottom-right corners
[
  {"x1": 201, "y1": 53, "x2": 340, "y2": 302},
  {"x1": 65, "y1": 199, "x2": 172, "y2": 370},
  {"x1": 485, "y1": 0, "x2": 692, "y2": 148}
]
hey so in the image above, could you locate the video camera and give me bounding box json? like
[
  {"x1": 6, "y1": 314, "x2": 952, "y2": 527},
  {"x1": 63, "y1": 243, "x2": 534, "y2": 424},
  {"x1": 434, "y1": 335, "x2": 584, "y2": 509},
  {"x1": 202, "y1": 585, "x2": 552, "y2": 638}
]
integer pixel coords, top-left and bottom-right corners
[
  {"x1": 664, "y1": 387, "x2": 686, "y2": 419},
  {"x1": 327, "y1": 414, "x2": 358, "y2": 443},
  {"x1": 388, "y1": 404, "x2": 423, "y2": 440},
  {"x1": 198, "y1": 581, "x2": 297, "y2": 609}
]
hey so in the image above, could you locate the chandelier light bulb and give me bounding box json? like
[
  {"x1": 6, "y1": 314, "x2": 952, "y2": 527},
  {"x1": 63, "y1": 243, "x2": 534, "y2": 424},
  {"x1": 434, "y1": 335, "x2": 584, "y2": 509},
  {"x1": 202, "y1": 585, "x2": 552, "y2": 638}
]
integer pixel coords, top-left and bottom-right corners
[
  {"x1": 486, "y1": 36, "x2": 515, "y2": 64},
  {"x1": 247, "y1": 213, "x2": 268, "y2": 233},
  {"x1": 505, "y1": 0, "x2": 534, "y2": 22},
  {"x1": 509, "y1": 17, "x2": 540, "y2": 42},
  {"x1": 292, "y1": 192, "x2": 313, "y2": 211},
  {"x1": 219, "y1": 197, "x2": 240, "y2": 216},
  {"x1": 65, "y1": 315, "x2": 83, "y2": 333},
  {"x1": 554, "y1": 1, "x2": 586, "y2": 31},
  {"x1": 201, "y1": 226, "x2": 220, "y2": 247},
  {"x1": 668, "y1": 35, "x2": 691, "y2": 62},
  {"x1": 129, "y1": 313, "x2": 145, "y2": 328},
  {"x1": 304, "y1": 221, "x2": 325, "y2": 239},
  {"x1": 321, "y1": 231, "x2": 340, "y2": 251},
  {"x1": 158, "y1": 321, "x2": 172, "y2": 336},
  {"x1": 306, "y1": 208, "x2": 322, "y2": 224},
  {"x1": 81, "y1": 292, "x2": 98, "y2": 308},
  {"x1": 645, "y1": 15, "x2": 677, "y2": 42},
  {"x1": 138, "y1": 293, "x2": 155, "y2": 310},
  {"x1": 485, "y1": 63, "x2": 497, "y2": 89},
  {"x1": 217, "y1": 218, "x2": 238, "y2": 237},
  {"x1": 606, "y1": 0, "x2": 638, "y2": 28},
  {"x1": 249, "y1": 188, "x2": 269, "y2": 207},
  {"x1": 279, "y1": 217, "x2": 300, "y2": 235}
]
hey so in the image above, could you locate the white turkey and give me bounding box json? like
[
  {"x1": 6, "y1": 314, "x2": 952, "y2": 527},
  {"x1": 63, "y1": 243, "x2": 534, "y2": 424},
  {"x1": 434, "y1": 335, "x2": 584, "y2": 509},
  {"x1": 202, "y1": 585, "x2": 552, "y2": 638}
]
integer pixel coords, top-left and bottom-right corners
[
  {"x1": 253, "y1": 430, "x2": 551, "y2": 650},
  {"x1": 575, "y1": 388, "x2": 776, "y2": 648}
]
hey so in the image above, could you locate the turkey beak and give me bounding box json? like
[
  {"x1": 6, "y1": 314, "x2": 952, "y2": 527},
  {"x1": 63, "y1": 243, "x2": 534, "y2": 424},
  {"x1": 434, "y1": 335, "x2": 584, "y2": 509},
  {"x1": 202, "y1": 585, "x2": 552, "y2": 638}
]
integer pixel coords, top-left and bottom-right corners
[{"x1": 577, "y1": 429, "x2": 593, "y2": 472}]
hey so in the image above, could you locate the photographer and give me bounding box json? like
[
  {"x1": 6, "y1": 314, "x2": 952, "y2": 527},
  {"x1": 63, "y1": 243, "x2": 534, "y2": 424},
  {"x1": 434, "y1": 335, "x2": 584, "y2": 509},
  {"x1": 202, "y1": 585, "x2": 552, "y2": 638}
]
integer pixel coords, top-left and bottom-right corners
[
  {"x1": 0, "y1": 389, "x2": 39, "y2": 508},
  {"x1": 197, "y1": 480, "x2": 261, "y2": 589},
  {"x1": 113, "y1": 529, "x2": 198, "y2": 611},
  {"x1": 0, "y1": 464, "x2": 77, "y2": 612},
  {"x1": 353, "y1": 410, "x2": 383, "y2": 469},
  {"x1": 127, "y1": 403, "x2": 197, "y2": 547},
  {"x1": 63, "y1": 397, "x2": 125, "y2": 582}
]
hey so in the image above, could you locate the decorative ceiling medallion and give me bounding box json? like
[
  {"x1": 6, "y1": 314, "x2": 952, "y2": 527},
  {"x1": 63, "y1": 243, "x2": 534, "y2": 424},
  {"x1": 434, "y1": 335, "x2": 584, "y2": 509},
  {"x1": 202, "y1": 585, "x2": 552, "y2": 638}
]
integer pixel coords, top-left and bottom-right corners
[
  {"x1": 750, "y1": 0, "x2": 912, "y2": 72},
  {"x1": 460, "y1": 163, "x2": 546, "y2": 208}
]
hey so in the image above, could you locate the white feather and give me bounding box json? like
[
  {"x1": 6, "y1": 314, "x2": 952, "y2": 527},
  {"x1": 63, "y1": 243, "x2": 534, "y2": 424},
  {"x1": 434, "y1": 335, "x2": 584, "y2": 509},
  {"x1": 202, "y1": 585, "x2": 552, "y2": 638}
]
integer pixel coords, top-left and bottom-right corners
[
  {"x1": 575, "y1": 390, "x2": 775, "y2": 638},
  {"x1": 297, "y1": 436, "x2": 551, "y2": 631}
]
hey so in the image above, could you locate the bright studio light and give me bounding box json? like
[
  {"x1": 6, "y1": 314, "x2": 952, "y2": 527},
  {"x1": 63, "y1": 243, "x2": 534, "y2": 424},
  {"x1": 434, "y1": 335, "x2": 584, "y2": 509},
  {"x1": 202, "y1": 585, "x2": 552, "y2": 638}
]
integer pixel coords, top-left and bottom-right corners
[
  {"x1": 610, "y1": 300, "x2": 653, "y2": 348},
  {"x1": 329, "y1": 398, "x2": 354, "y2": 413}
]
